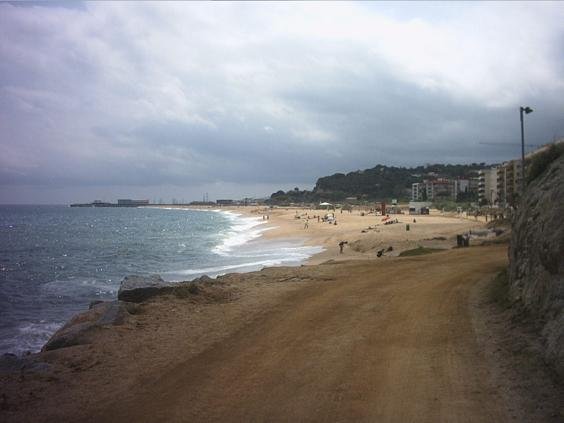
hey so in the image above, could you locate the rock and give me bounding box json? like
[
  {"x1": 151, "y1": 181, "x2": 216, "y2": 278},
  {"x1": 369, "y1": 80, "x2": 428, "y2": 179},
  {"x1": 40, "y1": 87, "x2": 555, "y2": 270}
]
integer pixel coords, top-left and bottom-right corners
[
  {"x1": 508, "y1": 154, "x2": 564, "y2": 379},
  {"x1": 192, "y1": 275, "x2": 215, "y2": 285},
  {"x1": 89, "y1": 300, "x2": 105, "y2": 309},
  {"x1": 94, "y1": 301, "x2": 136, "y2": 325},
  {"x1": 42, "y1": 301, "x2": 136, "y2": 351},
  {"x1": 118, "y1": 274, "x2": 173, "y2": 303}
]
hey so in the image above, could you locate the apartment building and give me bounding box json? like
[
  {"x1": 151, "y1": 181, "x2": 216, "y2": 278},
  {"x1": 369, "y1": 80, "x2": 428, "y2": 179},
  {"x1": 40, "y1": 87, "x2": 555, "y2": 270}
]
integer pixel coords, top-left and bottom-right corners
[{"x1": 478, "y1": 168, "x2": 498, "y2": 206}]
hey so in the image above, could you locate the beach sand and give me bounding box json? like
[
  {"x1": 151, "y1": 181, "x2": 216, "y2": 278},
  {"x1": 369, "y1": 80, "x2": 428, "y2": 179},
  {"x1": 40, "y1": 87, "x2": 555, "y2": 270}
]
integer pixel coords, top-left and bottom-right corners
[
  {"x1": 2, "y1": 208, "x2": 561, "y2": 422},
  {"x1": 233, "y1": 205, "x2": 491, "y2": 264}
]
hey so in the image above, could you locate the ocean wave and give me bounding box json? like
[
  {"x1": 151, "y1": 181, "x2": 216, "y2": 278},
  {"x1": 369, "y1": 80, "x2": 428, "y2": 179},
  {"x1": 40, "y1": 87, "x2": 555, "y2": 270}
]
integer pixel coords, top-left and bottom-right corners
[
  {"x1": 0, "y1": 321, "x2": 63, "y2": 355},
  {"x1": 170, "y1": 259, "x2": 289, "y2": 276},
  {"x1": 168, "y1": 254, "x2": 317, "y2": 278},
  {"x1": 166, "y1": 243, "x2": 324, "y2": 280},
  {"x1": 41, "y1": 277, "x2": 117, "y2": 298},
  {"x1": 212, "y1": 211, "x2": 268, "y2": 255}
]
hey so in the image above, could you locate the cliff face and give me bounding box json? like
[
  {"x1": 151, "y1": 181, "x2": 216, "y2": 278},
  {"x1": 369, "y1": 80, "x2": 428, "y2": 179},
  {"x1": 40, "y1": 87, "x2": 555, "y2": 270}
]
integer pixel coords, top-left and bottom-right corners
[{"x1": 508, "y1": 154, "x2": 564, "y2": 379}]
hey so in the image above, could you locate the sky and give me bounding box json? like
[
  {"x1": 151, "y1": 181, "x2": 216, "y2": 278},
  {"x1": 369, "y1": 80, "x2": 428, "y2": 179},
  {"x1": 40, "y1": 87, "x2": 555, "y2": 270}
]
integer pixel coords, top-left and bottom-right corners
[{"x1": 1, "y1": 1, "x2": 564, "y2": 204}]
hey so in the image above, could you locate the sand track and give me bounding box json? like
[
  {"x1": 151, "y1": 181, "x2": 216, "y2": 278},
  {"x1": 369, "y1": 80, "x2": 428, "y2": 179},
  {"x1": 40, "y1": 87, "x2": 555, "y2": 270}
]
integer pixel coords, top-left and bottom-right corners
[{"x1": 87, "y1": 246, "x2": 511, "y2": 422}]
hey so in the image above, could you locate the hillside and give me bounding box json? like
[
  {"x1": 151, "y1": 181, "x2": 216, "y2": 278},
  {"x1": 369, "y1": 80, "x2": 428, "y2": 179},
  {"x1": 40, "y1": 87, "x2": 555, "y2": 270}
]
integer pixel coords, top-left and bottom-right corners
[{"x1": 270, "y1": 163, "x2": 487, "y2": 204}]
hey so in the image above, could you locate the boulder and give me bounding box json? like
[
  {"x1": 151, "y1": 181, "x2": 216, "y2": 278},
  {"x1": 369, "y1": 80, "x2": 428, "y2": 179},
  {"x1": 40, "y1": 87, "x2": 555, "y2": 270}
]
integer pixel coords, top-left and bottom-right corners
[
  {"x1": 42, "y1": 301, "x2": 137, "y2": 351},
  {"x1": 118, "y1": 274, "x2": 173, "y2": 303}
]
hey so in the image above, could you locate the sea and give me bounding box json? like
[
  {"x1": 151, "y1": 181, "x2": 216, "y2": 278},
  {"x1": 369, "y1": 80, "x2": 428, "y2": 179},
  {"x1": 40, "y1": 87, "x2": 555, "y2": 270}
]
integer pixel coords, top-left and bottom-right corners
[{"x1": 0, "y1": 205, "x2": 322, "y2": 355}]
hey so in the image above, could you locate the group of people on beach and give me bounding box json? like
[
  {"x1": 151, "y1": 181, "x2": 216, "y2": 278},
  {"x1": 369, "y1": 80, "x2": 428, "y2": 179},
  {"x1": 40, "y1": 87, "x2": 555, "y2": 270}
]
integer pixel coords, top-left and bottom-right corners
[{"x1": 298, "y1": 212, "x2": 338, "y2": 229}]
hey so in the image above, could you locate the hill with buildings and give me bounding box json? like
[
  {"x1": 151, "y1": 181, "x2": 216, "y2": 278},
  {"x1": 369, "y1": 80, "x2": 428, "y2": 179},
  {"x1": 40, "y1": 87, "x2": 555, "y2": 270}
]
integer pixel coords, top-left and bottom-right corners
[
  {"x1": 270, "y1": 142, "x2": 564, "y2": 208},
  {"x1": 269, "y1": 163, "x2": 487, "y2": 204}
]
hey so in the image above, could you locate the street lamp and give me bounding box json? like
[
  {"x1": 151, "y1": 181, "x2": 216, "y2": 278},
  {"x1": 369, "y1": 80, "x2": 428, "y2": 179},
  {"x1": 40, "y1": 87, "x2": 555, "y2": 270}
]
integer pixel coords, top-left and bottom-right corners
[{"x1": 519, "y1": 106, "x2": 533, "y2": 194}]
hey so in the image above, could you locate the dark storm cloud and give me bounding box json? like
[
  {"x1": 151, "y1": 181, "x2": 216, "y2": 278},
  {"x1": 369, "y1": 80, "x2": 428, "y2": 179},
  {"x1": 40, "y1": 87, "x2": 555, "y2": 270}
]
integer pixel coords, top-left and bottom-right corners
[{"x1": 1, "y1": 2, "x2": 564, "y2": 203}]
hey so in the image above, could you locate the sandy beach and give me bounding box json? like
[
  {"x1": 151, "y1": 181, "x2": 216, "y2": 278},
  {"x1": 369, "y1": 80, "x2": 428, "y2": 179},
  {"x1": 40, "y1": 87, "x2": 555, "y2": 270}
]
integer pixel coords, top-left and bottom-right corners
[{"x1": 227, "y1": 205, "x2": 491, "y2": 264}]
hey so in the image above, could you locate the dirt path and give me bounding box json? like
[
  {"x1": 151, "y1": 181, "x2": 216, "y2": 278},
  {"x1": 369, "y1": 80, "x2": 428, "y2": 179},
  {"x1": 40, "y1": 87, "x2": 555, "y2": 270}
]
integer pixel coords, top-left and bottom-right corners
[{"x1": 87, "y1": 246, "x2": 509, "y2": 422}]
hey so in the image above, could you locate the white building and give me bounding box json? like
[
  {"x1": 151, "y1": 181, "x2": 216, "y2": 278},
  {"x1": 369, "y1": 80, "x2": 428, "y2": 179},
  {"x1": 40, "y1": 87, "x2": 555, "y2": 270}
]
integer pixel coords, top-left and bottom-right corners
[
  {"x1": 411, "y1": 182, "x2": 425, "y2": 201},
  {"x1": 478, "y1": 168, "x2": 498, "y2": 206}
]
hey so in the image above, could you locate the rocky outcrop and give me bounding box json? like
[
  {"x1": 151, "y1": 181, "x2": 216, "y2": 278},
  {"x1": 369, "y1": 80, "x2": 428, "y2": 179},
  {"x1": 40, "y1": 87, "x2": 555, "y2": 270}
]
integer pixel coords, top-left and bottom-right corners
[
  {"x1": 118, "y1": 274, "x2": 174, "y2": 303},
  {"x1": 42, "y1": 301, "x2": 139, "y2": 351},
  {"x1": 508, "y1": 154, "x2": 564, "y2": 378},
  {"x1": 117, "y1": 274, "x2": 221, "y2": 303},
  {"x1": 42, "y1": 274, "x2": 225, "y2": 352}
]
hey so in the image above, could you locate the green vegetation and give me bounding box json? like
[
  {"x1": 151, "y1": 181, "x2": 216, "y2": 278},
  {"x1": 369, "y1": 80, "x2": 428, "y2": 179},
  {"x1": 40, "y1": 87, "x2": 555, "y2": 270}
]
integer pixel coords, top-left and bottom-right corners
[
  {"x1": 488, "y1": 268, "x2": 511, "y2": 309},
  {"x1": 398, "y1": 246, "x2": 445, "y2": 257},
  {"x1": 314, "y1": 165, "x2": 418, "y2": 201},
  {"x1": 527, "y1": 143, "x2": 564, "y2": 184},
  {"x1": 269, "y1": 163, "x2": 488, "y2": 204},
  {"x1": 269, "y1": 187, "x2": 316, "y2": 205}
]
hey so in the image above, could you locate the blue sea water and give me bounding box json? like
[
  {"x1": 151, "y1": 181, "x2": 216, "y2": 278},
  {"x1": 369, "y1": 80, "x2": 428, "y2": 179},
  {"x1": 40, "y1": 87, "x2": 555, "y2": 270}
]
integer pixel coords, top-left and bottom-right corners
[{"x1": 0, "y1": 205, "x2": 322, "y2": 355}]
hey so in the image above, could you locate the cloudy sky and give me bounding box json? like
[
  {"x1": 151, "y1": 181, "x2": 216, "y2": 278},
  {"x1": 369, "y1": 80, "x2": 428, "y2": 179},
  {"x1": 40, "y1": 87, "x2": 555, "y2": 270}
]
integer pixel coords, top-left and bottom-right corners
[{"x1": 1, "y1": 1, "x2": 563, "y2": 204}]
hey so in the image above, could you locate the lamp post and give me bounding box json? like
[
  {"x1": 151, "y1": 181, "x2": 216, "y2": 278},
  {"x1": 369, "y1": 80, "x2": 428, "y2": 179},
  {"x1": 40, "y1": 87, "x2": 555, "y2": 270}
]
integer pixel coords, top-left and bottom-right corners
[{"x1": 519, "y1": 106, "x2": 533, "y2": 195}]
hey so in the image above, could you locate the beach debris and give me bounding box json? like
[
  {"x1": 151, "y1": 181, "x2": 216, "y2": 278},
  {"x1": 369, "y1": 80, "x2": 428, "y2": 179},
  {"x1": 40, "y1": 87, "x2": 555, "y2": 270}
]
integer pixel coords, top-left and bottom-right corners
[
  {"x1": 386, "y1": 246, "x2": 393, "y2": 252},
  {"x1": 456, "y1": 234, "x2": 470, "y2": 247},
  {"x1": 376, "y1": 249, "x2": 385, "y2": 257}
]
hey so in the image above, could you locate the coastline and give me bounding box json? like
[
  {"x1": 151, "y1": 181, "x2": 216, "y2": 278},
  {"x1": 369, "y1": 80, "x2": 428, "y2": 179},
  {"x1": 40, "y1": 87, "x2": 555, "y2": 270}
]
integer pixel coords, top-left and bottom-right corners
[
  {"x1": 196, "y1": 205, "x2": 490, "y2": 264},
  {"x1": 152, "y1": 204, "x2": 491, "y2": 267},
  {"x1": 4, "y1": 208, "x2": 561, "y2": 422},
  {"x1": 0, "y1": 206, "x2": 492, "y2": 357}
]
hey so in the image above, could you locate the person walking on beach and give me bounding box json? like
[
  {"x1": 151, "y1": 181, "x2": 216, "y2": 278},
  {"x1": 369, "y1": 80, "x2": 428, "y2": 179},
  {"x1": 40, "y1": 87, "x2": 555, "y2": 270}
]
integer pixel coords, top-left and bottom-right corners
[
  {"x1": 304, "y1": 219, "x2": 309, "y2": 229},
  {"x1": 339, "y1": 241, "x2": 347, "y2": 253}
]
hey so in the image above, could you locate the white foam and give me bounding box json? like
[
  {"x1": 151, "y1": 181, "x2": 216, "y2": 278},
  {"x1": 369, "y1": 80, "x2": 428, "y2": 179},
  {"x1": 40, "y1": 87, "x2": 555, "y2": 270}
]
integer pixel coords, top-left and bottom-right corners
[
  {"x1": 0, "y1": 321, "x2": 64, "y2": 355},
  {"x1": 41, "y1": 277, "x2": 116, "y2": 297},
  {"x1": 171, "y1": 259, "x2": 287, "y2": 276},
  {"x1": 212, "y1": 211, "x2": 268, "y2": 255},
  {"x1": 165, "y1": 243, "x2": 324, "y2": 280}
]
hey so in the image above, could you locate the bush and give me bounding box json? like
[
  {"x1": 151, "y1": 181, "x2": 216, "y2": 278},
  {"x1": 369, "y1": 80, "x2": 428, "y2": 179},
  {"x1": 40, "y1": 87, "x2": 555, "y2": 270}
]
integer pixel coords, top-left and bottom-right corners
[{"x1": 527, "y1": 143, "x2": 564, "y2": 184}]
